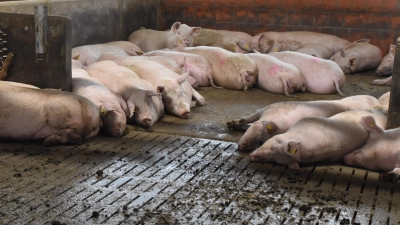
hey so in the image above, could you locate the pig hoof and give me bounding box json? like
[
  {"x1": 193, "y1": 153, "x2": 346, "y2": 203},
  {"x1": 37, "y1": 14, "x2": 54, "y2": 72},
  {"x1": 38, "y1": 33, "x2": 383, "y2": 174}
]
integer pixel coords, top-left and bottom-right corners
[{"x1": 180, "y1": 112, "x2": 191, "y2": 119}]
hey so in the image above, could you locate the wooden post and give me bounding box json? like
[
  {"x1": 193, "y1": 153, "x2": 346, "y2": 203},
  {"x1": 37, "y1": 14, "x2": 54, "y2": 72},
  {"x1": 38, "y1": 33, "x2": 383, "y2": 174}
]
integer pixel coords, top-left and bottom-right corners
[{"x1": 387, "y1": 37, "x2": 400, "y2": 129}]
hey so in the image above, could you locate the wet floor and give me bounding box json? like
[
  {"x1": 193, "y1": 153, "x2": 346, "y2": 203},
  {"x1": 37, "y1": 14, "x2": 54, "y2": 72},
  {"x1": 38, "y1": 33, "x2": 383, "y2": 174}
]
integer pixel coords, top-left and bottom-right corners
[{"x1": 0, "y1": 70, "x2": 397, "y2": 225}]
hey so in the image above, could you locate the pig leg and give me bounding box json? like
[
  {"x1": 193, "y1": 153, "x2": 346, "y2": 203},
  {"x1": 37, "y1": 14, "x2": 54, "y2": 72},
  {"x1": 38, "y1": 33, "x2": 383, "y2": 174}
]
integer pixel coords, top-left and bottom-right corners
[
  {"x1": 240, "y1": 71, "x2": 249, "y2": 91},
  {"x1": 388, "y1": 168, "x2": 400, "y2": 182},
  {"x1": 42, "y1": 129, "x2": 82, "y2": 146},
  {"x1": 371, "y1": 76, "x2": 392, "y2": 86},
  {"x1": 191, "y1": 88, "x2": 205, "y2": 106},
  {"x1": 226, "y1": 110, "x2": 263, "y2": 130}
]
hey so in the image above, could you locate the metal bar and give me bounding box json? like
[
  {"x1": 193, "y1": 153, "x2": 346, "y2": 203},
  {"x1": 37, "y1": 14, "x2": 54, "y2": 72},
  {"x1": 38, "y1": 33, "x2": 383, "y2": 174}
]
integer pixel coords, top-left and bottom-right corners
[
  {"x1": 387, "y1": 37, "x2": 400, "y2": 129},
  {"x1": 34, "y1": 5, "x2": 47, "y2": 61}
]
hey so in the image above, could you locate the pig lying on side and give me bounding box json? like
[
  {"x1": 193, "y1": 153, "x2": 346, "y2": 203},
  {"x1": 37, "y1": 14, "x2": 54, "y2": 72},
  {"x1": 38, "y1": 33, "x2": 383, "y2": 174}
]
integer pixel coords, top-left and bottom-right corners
[
  {"x1": 86, "y1": 60, "x2": 164, "y2": 127},
  {"x1": 0, "y1": 81, "x2": 101, "y2": 145},
  {"x1": 250, "y1": 109, "x2": 387, "y2": 169},
  {"x1": 268, "y1": 51, "x2": 346, "y2": 96},
  {"x1": 246, "y1": 53, "x2": 306, "y2": 96},
  {"x1": 330, "y1": 39, "x2": 382, "y2": 74},
  {"x1": 250, "y1": 31, "x2": 351, "y2": 54},
  {"x1": 72, "y1": 60, "x2": 128, "y2": 137},
  {"x1": 293, "y1": 43, "x2": 334, "y2": 59},
  {"x1": 142, "y1": 50, "x2": 217, "y2": 88},
  {"x1": 193, "y1": 28, "x2": 253, "y2": 53},
  {"x1": 174, "y1": 46, "x2": 258, "y2": 91},
  {"x1": 372, "y1": 44, "x2": 395, "y2": 86},
  {"x1": 227, "y1": 95, "x2": 381, "y2": 151},
  {"x1": 72, "y1": 41, "x2": 143, "y2": 67},
  {"x1": 128, "y1": 22, "x2": 200, "y2": 52},
  {"x1": 344, "y1": 116, "x2": 400, "y2": 182}
]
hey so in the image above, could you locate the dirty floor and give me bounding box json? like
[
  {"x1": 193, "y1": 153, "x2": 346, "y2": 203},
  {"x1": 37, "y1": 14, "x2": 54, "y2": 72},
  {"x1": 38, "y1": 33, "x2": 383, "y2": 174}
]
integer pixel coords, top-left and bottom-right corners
[{"x1": 0, "y1": 70, "x2": 398, "y2": 225}]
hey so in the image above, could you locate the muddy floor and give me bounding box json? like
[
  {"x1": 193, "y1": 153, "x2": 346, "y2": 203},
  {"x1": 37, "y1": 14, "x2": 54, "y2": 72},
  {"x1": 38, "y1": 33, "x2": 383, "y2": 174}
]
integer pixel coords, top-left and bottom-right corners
[{"x1": 0, "y1": 70, "x2": 398, "y2": 225}]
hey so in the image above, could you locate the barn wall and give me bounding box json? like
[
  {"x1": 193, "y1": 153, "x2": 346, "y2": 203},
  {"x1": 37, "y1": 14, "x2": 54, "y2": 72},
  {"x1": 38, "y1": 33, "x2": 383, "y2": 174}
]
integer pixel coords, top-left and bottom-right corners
[
  {"x1": 0, "y1": 0, "x2": 159, "y2": 47},
  {"x1": 159, "y1": 0, "x2": 400, "y2": 54}
]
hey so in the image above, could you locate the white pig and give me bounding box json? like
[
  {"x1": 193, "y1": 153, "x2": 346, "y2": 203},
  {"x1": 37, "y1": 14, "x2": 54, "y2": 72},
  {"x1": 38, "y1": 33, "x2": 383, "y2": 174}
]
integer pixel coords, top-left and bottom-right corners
[
  {"x1": 227, "y1": 95, "x2": 382, "y2": 151},
  {"x1": 293, "y1": 43, "x2": 334, "y2": 59},
  {"x1": 98, "y1": 53, "x2": 205, "y2": 118},
  {"x1": 174, "y1": 46, "x2": 258, "y2": 91},
  {"x1": 142, "y1": 50, "x2": 218, "y2": 88},
  {"x1": 193, "y1": 28, "x2": 253, "y2": 53},
  {"x1": 330, "y1": 39, "x2": 382, "y2": 74},
  {"x1": 72, "y1": 64, "x2": 128, "y2": 137},
  {"x1": 250, "y1": 109, "x2": 387, "y2": 169},
  {"x1": 372, "y1": 44, "x2": 395, "y2": 86},
  {"x1": 72, "y1": 41, "x2": 143, "y2": 67},
  {"x1": 344, "y1": 115, "x2": 400, "y2": 182},
  {"x1": 0, "y1": 81, "x2": 101, "y2": 145},
  {"x1": 268, "y1": 51, "x2": 346, "y2": 96},
  {"x1": 86, "y1": 60, "x2": 164, "y2": 127},
  {"x1": 246, "y1": 53, "x2": 306, "y2": 96},
  {"x1": 250, "y1": 31, "x2": 351, "y2": 54},
  {"x1": 128, "y1": 22, "x2": 200, "y2": 52}
]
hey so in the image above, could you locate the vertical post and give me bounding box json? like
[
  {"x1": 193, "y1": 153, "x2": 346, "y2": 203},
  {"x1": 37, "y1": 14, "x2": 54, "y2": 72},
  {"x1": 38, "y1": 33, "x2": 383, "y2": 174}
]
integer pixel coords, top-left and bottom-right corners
[
  {"x1": 34, "y1": 5, "x2": 47, "y2": 61},
  {"x1": 387, "y1": 37, "x2": 400, "y2": 129}
]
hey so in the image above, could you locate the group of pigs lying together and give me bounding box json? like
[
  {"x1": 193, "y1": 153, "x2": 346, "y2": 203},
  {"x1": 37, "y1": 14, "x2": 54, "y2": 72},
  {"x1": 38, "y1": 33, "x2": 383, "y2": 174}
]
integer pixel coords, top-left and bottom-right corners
[
  {"x1": 227, "y1": 92, "x2": 400, "y2": 182},
  {"x1": 0, "y1": 22, "x2": 397, "y2": 180}
]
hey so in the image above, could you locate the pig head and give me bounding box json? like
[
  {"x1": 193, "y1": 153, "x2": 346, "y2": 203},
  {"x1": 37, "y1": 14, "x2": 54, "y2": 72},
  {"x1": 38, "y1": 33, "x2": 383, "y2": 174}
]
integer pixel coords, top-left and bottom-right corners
[{"x1": 376, "y1": 44, "x2": 395, "y2": 76}]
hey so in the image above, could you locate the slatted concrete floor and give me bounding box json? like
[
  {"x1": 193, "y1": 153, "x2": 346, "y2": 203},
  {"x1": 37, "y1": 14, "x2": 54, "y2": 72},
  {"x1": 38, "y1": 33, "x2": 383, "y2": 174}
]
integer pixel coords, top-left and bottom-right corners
[{"x1": 0, "y1": 130, "x2": 399, "y2": 225}]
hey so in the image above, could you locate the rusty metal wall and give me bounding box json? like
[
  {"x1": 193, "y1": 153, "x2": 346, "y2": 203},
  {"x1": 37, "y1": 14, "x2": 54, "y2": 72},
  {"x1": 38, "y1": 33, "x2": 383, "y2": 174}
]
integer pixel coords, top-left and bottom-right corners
[{"x1": 0, "y1": 0, "x2": 159, "y2": 47}]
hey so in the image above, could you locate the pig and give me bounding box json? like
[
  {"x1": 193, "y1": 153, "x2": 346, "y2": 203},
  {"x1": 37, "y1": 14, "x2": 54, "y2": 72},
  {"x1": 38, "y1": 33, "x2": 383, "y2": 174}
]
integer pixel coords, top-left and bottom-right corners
[
  {"x1": 249, "y1": 109, "x2": 388, "y2": 170},
  {"x1": 293, "y1": 43, "x2": 334, "y2": 59},
  {"x1": 0, "y1": 81, "x2": 101, "y2": 146},
  {"x1": 72, "y1": 63, "x2": 128, "y2": 137},
  {"x1": 142, "y1": 50, "x2": 218, "y2": 88},
  {"x1": 123, "y1": 55, "x2": 198, "y2": 88},
  {"x1": 376, "y1": 44, "x2": 395, "y2": 76},
  {"x1": 250, "y1": 31, "x2": 351, "y2": 54},
  {"x1": 98, "y1": 53, "x2": 205, "y2": 118},
  {"x1": 193, "y1": 28, "x2": 253, "y2": 53},
  {"x1": 344, "y1": 115, "x2": 400, "y2": 182},
  {"x1": 1, "y1": 81, "x2": 40, "y2": 89},
  {"x1": 372, "y1": 44, "x2": 396, "y2": 86},
  {"x1": 86, "y1": 60, "x2": 164, "y2": 127},
  {"x1": 378, "y1": 91, "x2": 390, "y2": 106},
  {"x1": 127, "y1": 22, "x2": 200, "y2": 52},
  {"x1": 246, "y1": 53, "x2": 306, "y2": 96},
  {"x1": 72, "y1": 41, "x2": 144, "y2": 67},
  {"x1": 329, "y1": 39, "x2": 382, "y2": 74},
  {"x1": 173, "y1": 46, "x2": 258, "y2": 91},
  {"x1": 227, "y1": 95, "x2": 382, "y2": 151},
  {"x1": 268, "y1": 51, "x2": 346, "y2": 96}
]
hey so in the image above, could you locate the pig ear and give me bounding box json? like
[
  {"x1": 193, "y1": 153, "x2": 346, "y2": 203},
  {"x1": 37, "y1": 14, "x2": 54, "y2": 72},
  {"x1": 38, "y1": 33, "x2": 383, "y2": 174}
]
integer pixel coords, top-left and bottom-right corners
[
  {"x1": 340, "y1": 49, "x2": 346, "y2": 57},
  {"x1": 349, "y1": 58, "x2": 356, "y2": 68},
  {"x1": 390, "y1": 44, "x2": 396, "y2": 56},
  {"x1": 250, "y1": 33, "x2": 263, "y2": 51},
  {"x1": 359, "y1": 116, "x2": 384, "y2": 135},
  {"x1": 157, "y1": 86, "x2": 165, "y2": 94},
  {"x1": 134, "y1": 50, "x2": 144, "y2": 55},
  {"x1": 287, "y1": 140, "x2": 302, "y2": 156},
  {"x1": 171, "y1": 22, "x2": 182, "y2": 33},
  {"x1": 99, "y1": 103, "x2": 117, "y2": 117},
  {"x1": 127, "y1": 101, "x2": 135, "y2": 119},
  {"x1": 72, "y1": 53, "x2": 80, "y2": 60},
  {"x1": 177, "y1": 70, "x2": 189, "y2": 84},
  {"x1": 232, "y1": 42, "x2": 244, "y2": 53},
  {"x1": 262, "y1": 121, "x2": 277, "y2": 135},
  {"x1": 356, "y1": 38, "x2": 370, "y2": 43},
  {"x1": 191, "y1": 27, "x2": 201, "y2": 36},
  {"x1": 178, "y1": 56, "x2": 186, "y2": 68}
]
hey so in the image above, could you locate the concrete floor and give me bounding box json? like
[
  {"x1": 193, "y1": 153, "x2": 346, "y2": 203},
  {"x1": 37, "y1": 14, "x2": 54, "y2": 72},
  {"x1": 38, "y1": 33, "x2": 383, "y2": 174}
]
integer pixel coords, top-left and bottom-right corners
[{"x1": 130, "y1": 69, "x2": 391, "y2": 143}]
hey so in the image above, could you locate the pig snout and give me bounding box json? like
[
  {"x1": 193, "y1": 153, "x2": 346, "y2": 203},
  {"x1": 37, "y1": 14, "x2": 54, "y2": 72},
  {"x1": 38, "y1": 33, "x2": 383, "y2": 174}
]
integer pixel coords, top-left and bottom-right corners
[
  {"x1": 110, "y1": 127, "x2": 124, "y2": 137},
  {"x1": 141, "y1": 118, "x2": 153, "y2": 128},
  {"x1": 180, "y1": 111, "x2": 191, "y2": 119}
]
